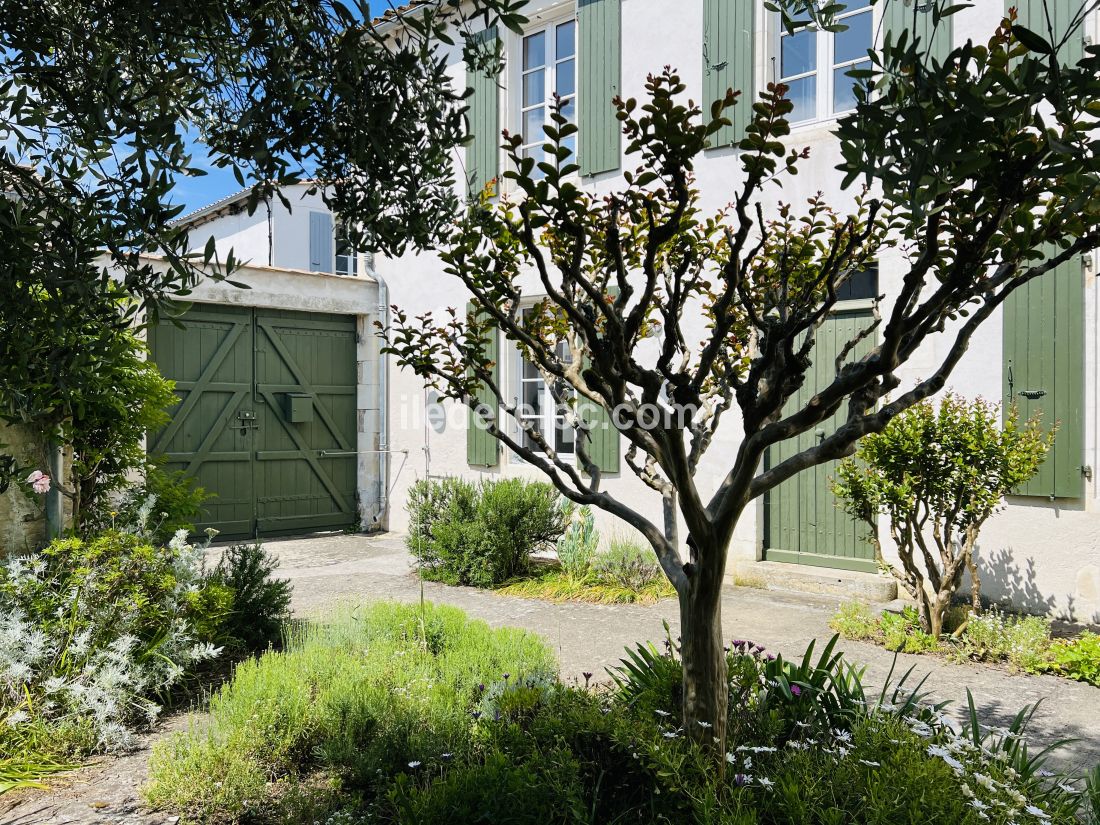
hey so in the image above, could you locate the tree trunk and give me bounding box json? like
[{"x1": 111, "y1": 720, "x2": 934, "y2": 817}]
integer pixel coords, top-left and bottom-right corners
[
  {"x1": 679, "y1": 581, "x2": 728, "y2": 758},
  {"x1": 964, "y1": 527, "x2": 982, "y2": 614},
  {"x1": 928, "y1": 594, "x2": 947, "y2": 638}
]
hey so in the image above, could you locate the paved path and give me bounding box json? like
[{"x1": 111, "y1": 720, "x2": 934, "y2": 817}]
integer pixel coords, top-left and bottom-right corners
[
  {"x1": 275, "y1": 533, "x2": 1100, "y2": 770},
  {"x1": 4, "y1": 531, "x2": 1098, "y2": 824}
]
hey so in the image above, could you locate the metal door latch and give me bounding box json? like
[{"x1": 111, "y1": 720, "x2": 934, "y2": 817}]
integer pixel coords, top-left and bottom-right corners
[
  {"x1": 236, "y1": 411, "x2": 259, "y2": 435},
  {"x1": 1017, "y1": 390, "x2": 1047, "y2": 400}
]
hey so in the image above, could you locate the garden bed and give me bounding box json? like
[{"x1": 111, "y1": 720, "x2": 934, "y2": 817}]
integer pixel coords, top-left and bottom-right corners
[
  {"x1": 831, "y1": 600, "x2": 1100, "y2": 687},
  {"x1": 142, "y1": 600, "x2": 1100, "y2": 825},
  {"x1": 496, "y1": 565, "x2": 675, "y2": 605}
]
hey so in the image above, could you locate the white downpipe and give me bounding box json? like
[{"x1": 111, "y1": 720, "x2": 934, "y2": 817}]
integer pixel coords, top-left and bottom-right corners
[{"x1": 371, "y1": 254, "x2": 392, "y2": 530}]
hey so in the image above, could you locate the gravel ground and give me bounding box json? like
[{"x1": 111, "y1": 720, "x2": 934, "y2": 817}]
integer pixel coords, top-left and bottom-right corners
[{"x1": 4, "y1": 531, "x2": 1098, "y2": 824}]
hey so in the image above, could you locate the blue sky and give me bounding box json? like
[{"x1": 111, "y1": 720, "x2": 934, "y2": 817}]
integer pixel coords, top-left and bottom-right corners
[{"x1": 171, "y1": 141, "x2": 248, "y2": 217}]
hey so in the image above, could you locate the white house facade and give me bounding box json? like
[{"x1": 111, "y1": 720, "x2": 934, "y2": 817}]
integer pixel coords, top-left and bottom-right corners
[{"x1": 373, "y1": 0, "x2": 1100, "y2": 623}]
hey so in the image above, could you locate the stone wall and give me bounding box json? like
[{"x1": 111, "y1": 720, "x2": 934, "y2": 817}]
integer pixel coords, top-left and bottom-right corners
[{"x1": 0, "y1": 421, "x2": 46, "y2": 555}]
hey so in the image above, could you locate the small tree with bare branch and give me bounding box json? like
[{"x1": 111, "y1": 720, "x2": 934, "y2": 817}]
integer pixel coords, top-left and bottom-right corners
[{"x1": 385, "y1": 1, "x2": 1100, "y2": 757}]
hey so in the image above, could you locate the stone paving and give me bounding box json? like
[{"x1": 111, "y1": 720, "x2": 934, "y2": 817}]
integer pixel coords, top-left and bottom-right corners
[{"x1": 4, "y1": 531, "x2": 1099, "y2": 824}]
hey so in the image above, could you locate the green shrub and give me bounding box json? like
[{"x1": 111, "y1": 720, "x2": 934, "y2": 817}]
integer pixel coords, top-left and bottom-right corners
[
  {"x1": 207, "y1": 542, "x2": 294, "y2": 654},
  {"x1": 829, "y1": 600, "x2": 880, "y2": 641},
  {"x1": 555, "y1": 502, "x2": 597, "y2": 580},
  {"x1": 591, "y1": 536, "x2": 662, "y2": 591},
  {"x1": 0, "y1": 530, "x2": 226, "y2": 765},
  {"x1": 145, "y1": 601, "x2": 557, "y2": 821},
  {"x1": 833, "y1": 395, "x2": 1051, "y2": 638},
  {"x1": 881, "y1": 607, "x2": 940, "y2": 654},
  {"x1": 101, "y1": 462, "x2": 212, "y2": 546},
  {"x1": 406, "y1": 477, "x2": 568, "y2": 587},
  {"x1": 495, "y1": 567, "x2": 675, "y2": 604},
  {"x1": 1049, "y1": 631, "x2": 1100, "y2": 686},
  {"x1": 954, "y1": 608, "x2": 1054, "y2": 672}
]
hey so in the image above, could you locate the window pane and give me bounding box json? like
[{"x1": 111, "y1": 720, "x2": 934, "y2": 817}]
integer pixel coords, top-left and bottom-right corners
[
  {"x1": 559, "y1": 97, "x2": 576, "y2": 124},
  {"x1": 522, "y1": 108, "x2": 546, "y2": 145},
  {"x1": 781, "y1": 28, "x2": 816, "y2": 77},
  {"x1": 523, "y1": 31, "x2": 545, "y2": 70},
  {"x1": 556, "y1": 58, "x2": 575, "y2": 98},
  {"x1": 555, "y1": 420, "x2": 575, "y2": 454},
  {"x1": 834, "y1": 10, "x2": 871, "y2": 65},
  {"x1": 785, "y1": 75, "x2": 816, "y2": 122},
  {"x1": 556, "y1": 20, "x2": 576, "y2": 59},
  {"x1": 522, "y1": 380, "x2": 542, "y2": 414},
  {"x1": 832, "y1": 61, "x2": 868, "y2": 113},
  {"x1": 523, "y1": 69, "x2": 545, "y2": 108},
  {"x1": 523, "y1": 356, "x2": 540, "y2": 379}
]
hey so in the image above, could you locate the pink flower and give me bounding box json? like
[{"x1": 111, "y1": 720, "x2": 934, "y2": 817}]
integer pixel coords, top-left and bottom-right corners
[
  {"x1": 790, "y1": 684, "x2": 802, "y2": 697},
  {"x1": 26, "y1": 470, "x2": 51, "y2": 495}
]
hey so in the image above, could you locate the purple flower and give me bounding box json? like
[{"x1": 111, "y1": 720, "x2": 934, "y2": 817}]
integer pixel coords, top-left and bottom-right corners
[
  {"x1": 766, "y1": 654, "x2": 776, "y2": 662},
  {"x1": 471, "y1": 711, "x2": 482, "y2": 720},
  {"x1": 502, "y1": 673, "x2": 510, "y2": 681},
  {"x1": 734, "y1": 773, "x2": 751, "y2": 787},
  {"x1": 582, "y1": 671, "x2": 593, "y2": 688},
  {"x1": 790, "y1": 684, "x2": 802, "y2": 697}
]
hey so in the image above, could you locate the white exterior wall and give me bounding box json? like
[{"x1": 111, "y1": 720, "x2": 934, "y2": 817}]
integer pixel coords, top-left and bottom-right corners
[
  {"x1": 182, "y1": 184, "x2": 345, "y2": 273},
  {"x1": 375, "y1": 0, "x2": 1100, "y2": 622},
  {"x1": 187, "y1": 208, "x2": 272, "y2": 266}
]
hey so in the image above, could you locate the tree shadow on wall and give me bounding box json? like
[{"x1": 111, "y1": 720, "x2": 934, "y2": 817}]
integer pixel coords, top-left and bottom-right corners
[{"x1": 976, "y1": 545, "x2": 1061, "y2": 618}]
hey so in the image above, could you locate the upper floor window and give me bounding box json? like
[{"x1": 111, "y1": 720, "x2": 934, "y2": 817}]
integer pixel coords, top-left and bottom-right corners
[
  {"x1": 520, "y1": 18, "x2": 576, "y2": 175},
  {"x1": 778, "y1": 0, "x2": 872, "y2": 125},
  {"x1": 335, "y1": 223, "x2": 358, "y2": 276}
]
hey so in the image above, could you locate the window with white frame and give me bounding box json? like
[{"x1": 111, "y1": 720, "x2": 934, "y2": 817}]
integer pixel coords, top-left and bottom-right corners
[
  {"x1": 335, "y1": 223, "x2": 358, "y2": 276},
  {"x1": 520, "y1": 18, "x2": 577, "y2": 175},
  {"x1": 516, "y1": 309, "x2": 575, "y2": 457},
  {"x1": 777, "y1": 0, "x2": 873, "y2": 125}
]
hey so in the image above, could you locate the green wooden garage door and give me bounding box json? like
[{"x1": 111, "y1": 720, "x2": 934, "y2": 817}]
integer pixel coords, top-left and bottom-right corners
[
  {"x1": 149, "y1": 304, "x2": 358, "y2": 538},
  {"x1": 763, "y1": 308, "x2": 876, "y2": 572}
]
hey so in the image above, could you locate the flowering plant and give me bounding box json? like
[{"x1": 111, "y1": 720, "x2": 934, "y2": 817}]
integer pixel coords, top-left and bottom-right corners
[
  {"x1": 0, "y1": 529, "x2": 227, "y2": 754},
  {"x1": 25, "y1": 470, "x2": 50, "y2": 495}
]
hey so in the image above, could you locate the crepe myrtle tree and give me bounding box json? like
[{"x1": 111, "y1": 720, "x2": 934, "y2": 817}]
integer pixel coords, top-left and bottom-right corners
[{"x1": 385, "y1": 1, "x2": 1100, "y2": 754}]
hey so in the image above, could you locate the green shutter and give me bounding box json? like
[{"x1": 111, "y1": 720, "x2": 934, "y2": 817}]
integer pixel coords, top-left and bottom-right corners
[
  {"x1": 883, "y1": 0, "x2": 954, "y2": 64},
  {"x1": 1010, "y1": 0, "x2": 1085, "y2": 65},
  {"x1": 578, "y1": 0, "x2": 621, "y2": 176},
  {"x1": 467, "y1": 302, "x2": 501, "y2": 467},
  {"x1": 579, "y1": 287, "x2": 620, "y2": 474},
  {"x1": 584, "y1": 401, "x2": 620, "y2": 475},
  {"x1": 466, "y1": 27, "x2": 501, "y2": 197},
  {"x1": 702, "y1": 0, "x2": 755, "y2": 148},
  {"x1": 1002, "y1": 250, "x2": 1085, "y2": 498}
]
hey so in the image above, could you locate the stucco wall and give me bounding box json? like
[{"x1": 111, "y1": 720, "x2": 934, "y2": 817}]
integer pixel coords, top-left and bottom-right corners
[{"x1": 375, "y1": 0, "x2": 1100, "y2": 622}]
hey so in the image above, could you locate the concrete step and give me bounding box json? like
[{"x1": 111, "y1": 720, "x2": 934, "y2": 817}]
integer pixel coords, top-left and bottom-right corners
[{"x1": 729, "y1": 559, "x2": 898, "y2": 603}]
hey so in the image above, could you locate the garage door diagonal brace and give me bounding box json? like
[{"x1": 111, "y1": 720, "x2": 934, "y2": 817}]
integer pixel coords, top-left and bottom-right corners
[
  {"x1": 149, "y1": 319, "x2": 249, "y2": 454},
  {"x1": 183, "y1": 390, "x2": 249, "y2": 477},
  {"x1": 258, "y1": 388, "x2": 354, "y2": 515},
  {"x1": 256, "y1": 320, "x2": 354, "y2": 452}
]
